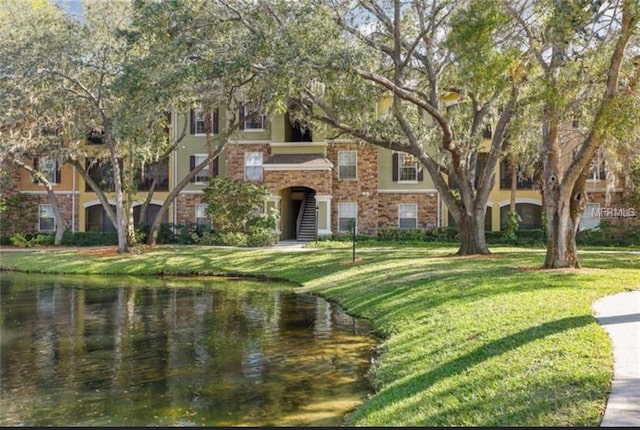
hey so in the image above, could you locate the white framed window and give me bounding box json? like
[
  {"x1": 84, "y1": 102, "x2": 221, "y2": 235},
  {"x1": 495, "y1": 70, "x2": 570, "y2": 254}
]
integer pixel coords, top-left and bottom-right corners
[
  {"x1": 195, "y1": 204, "x2": 210, "y2": 230},
  {"x1": 398, "y1": 203, "x2": 418, "y2": 228},
  {"x1": 191, "y1": 107, "x2": 218, "y2": 135},
  {"x1": 589, "y1": 150, "x2": 606, "y2": 181},
  {"x1": 38, "y1": 204, "x2": 55, "y2": 231},
  {"x1": 242, "y1": 102, "x2": 266, "y2": 131},
  {"x1": 338, "y1": 151, "x2": 357, "y2": 180},
  {"x1": 245, "y1": 152, "x2": 263, "y2": 181},
  {"x1": 34, "y1": 157, "x2": 60, "y2": 184},
  {"x1": 579, "y1": 203, "x2": 600, "y2": 231},
  {"x1": 398, "y1": 153, "x2": 418, "y2": 182},
  {"x1": 40, "y1": 158, "x2": 59, "y2": 184},
  {"x1": 194, "y1": 109, "x2": 207, "y2": 135},
  {"x1": 338, "y1": 202, "x2": 357, "y2": 233},
  {"x1": 192, "y1": 154, "x2": 210, "y2": 184}
]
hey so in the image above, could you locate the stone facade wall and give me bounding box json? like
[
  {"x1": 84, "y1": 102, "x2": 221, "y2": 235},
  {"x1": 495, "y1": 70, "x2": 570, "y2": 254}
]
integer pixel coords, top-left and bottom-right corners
[
  {"x1": 378, "y1": 192, "x2": 439, "y2": 229},
  {"x1": 176, "y1": 193, "x2": 207, "y2": 225},
  {"x1": 327, "y1": 142, "x2": 379, "y2": 235},
  {"x1": 23, "y1": 193, "x2": 78, "y2": 233},
  {"x1": 264, "y1": 170, "x2": 332, "y2": 195}
]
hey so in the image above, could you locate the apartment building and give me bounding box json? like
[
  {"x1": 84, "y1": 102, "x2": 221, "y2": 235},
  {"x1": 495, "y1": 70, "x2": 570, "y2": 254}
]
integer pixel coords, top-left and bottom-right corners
[
  {"x1": 174, "y1": 103, "x2": 439, "y2": 240},
  {"x1": 4, "y1": 106, "x2": 633, "y2": 240}
]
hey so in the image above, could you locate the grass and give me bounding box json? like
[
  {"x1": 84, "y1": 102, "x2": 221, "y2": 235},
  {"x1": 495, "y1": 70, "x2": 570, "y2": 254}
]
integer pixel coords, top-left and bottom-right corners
[{"x1": 1, "y1": 243, "x2": 639, "y2": 426}]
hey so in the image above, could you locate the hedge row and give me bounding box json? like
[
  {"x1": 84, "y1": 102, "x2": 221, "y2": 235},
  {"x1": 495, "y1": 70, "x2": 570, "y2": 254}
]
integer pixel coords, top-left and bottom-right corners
[{"x1": 2, "y1": 223, "x2": 638, "y2": 248}]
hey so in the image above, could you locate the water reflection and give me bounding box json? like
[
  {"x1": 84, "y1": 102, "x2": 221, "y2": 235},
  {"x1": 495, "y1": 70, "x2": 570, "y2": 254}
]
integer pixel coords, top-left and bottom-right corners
[{"x1": 0, "y1": 273, "x2": 375, "y2": 427}]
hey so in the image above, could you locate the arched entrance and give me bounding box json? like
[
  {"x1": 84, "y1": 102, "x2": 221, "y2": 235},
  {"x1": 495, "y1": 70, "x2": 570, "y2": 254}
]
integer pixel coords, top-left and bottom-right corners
[{"x1": 279, "y1": 186, "x2": 317, "y2": 241}]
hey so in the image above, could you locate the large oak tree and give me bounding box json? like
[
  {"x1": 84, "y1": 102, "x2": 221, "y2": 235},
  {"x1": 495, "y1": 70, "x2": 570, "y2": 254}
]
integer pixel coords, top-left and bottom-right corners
[{"x1": 505, "y1": 0, "x2": 639, "y2": 268}]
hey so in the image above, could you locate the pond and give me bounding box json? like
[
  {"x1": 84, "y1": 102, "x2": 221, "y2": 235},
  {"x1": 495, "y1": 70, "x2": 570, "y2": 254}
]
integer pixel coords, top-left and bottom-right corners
[{"x1": 0, "y1": 272, "x2": 376, "y2": 427}]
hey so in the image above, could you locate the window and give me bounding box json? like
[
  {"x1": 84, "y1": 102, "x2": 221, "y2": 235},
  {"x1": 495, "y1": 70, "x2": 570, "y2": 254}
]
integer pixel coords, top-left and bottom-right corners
[
  {"x1": 338, "y1": 151, "x2": 357, "y2": 180},
  {"x1": 190, "y1": 154, "x2": 211, "y2": 184},
  {"x1": 398, "y1": 203, "x2": 418, "y2": 228},
  {"x1": 399, "y1": 153, "x2": 418, "y2": 181},
  {"x1": 589, "y1": 150, "x2": 606, "y2": 181},
  {"x1": 241, "y1": 102, "x2": 266, "y2": 131},
  {"x1": 190, "y1": 108, "x2": 218, "y2": 135},
  {"x1": 392, "y1": 152, "x2": 422, "y2": 182},
  {"x1": 39, "y1": 204, "x2": 55, "y2": 231},
  {"x1": 338, "y1": 202, "x2": 357, "y2": 233},
  {"x1": 580, "y1": 203, "x2": 600, "y2": 231},
  {"x1": 34, "y1": 157, "x2": 60, "y2": 184},
  {"x1": 245, "y1": 152, "x2": 263, "y2": 181},
  {"x1": 195, "y1": 204, "x2": 210, "y2": 230}
]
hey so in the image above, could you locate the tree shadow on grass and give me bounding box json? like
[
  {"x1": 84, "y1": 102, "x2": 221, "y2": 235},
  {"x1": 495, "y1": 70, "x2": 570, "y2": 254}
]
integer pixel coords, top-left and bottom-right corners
[{"x1": 356, "y1": 314, "x2": 595, "y2": 425}]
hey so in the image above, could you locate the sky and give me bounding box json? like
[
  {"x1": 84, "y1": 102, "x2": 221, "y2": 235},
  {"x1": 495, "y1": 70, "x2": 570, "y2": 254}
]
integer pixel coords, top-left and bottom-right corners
[{"x1": 51, "y1": 0, "x2": 83, "y2": 17}]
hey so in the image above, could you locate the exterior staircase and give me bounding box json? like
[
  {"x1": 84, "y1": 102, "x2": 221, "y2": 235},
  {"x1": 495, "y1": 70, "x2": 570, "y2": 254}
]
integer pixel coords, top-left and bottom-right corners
[{"x1": 297, "y1": 192, "x2": 317, "y2": 242}]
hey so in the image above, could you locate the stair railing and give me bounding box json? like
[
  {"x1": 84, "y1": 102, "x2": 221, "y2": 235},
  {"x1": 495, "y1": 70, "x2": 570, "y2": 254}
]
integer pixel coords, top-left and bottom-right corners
[{"x1": 296, "y1": 195, "x2": 306, "y2": 240}]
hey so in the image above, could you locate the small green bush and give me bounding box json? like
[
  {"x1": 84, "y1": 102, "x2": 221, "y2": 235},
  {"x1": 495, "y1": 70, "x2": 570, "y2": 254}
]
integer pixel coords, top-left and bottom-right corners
[
  {"x1": 330, "y1": 233, "x2": 376, "y2": 242},
  {"x1": 175, "y1": 223, "x2": 210, "y2": 245},
  {"x1": 9, "y1": 232, "x2": 29, "y2": 247},
  {"x1": 214, "y1": 232, "x2": 249, "y2": 247},
  {"x1": 246, "y1": 226, "x2": 278, "y2": 247},
  {"x1": 61, "y1": 231, "x2": 119, "y2": 246},
  {"x1": 514, "y1": 229, "x2": 546, "y2": 246},
  {"x1": 424, "y1": 227, "x2": 459, "y2": 241},
  {"x1": 379, "y1": 227, "x2": 426, "y2": 241},
  {"x1": 8, "y1": 233, "x2": 55, "y2": 248},
  {"x1": 30, "y1": 233, "x2": 55, "y2": 246},
  {"x1": 577, "y1": 222, "x2": 640, "y2": 247}
]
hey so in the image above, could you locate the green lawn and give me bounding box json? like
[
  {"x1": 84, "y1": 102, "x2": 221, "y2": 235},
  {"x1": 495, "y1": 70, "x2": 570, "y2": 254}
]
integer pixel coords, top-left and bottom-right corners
[{"x1": 1, "y1": 243, "x2": 639, "y2": 426}]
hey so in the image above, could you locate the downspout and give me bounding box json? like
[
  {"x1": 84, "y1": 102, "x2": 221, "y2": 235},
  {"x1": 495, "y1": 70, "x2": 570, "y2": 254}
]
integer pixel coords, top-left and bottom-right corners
[{"x1": 437, "y1": 192, "x2": 441, "y2": 227}]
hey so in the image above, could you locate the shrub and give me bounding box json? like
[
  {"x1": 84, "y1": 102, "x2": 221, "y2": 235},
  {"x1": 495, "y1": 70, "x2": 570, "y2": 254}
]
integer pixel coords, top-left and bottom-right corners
[
  {"x1": 424, "y1": 227, "x2": 459, "y2": 242},
  {"x1": 61, "y1": 231, "x2": 118, "y2": 246},
  {"x1": 214, "y1": 232, "x2": 249, "y2": 247},
  {"x1": 330, "y1": 233, "x2": 376, "y2": 242},
  {"x1": 514, "y1": 229, "x2": 546, "y2": 246},
  {"x1": 175, "y1": 223, "x2": 209, "y2": 245},
  {"x1": 203, "y1": 177, "x2": 270, "y2": 232},
  {"x1": 9, "y1": 233, "x2": 29, "y2": 247},
  {"x1": 8, "y1": 233, "x2": 55, "y2": 248},
  {"x1": 247, "y1": 226, "x2": 278, "y2": 247},
  {"x1": 503, "y1": 211, "x2": 522, "y2": 243},
  {"x1": 379, "y1": 227, "x2": 426, "y2": 241},
  {"x1": 577, "y1": 222, "x2": 640, "y2": 247},
  {"x1": 0, "y1": 194, "x2": 38, "y2": 237},
  {"x1": 30, "y1": 233, "x2": 55, "y2": 246}
]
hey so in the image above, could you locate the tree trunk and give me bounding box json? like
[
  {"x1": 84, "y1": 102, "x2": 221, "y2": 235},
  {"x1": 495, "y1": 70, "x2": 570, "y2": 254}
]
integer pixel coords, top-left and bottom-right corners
[
  {"x1": 106, "y1": 136, "x2": 128, "y2": 254},
  {"x1": 47, "y1": 188, "x2": 65, "y2": 245},
  {"x1": 543, "y1": 192, "x2": 580, "y2": 268},
  {"x1": 456, "y1": 207, "x2": 490, "y2": 255},
  {"x1": 544, "y1": 168, "x2": 589, "y2": 268},
  {"x1": 122, "y1": 154, "x2": 138, "y2": 249},
  {"x1": 124, "y1": 197, "x2": 137, "y2": 248},
  {"x1": 147, "y1": 147, "x2": 225, "y2": 245},
  {"x1": 509, "y1": 159, "x2": 517, "y2": 213}
]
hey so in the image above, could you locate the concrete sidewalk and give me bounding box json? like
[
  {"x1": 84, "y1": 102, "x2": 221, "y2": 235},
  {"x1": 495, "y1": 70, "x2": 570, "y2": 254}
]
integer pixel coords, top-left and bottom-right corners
[{"x1": 592, "y1": 290, "x2": 640, "y2": 427}]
